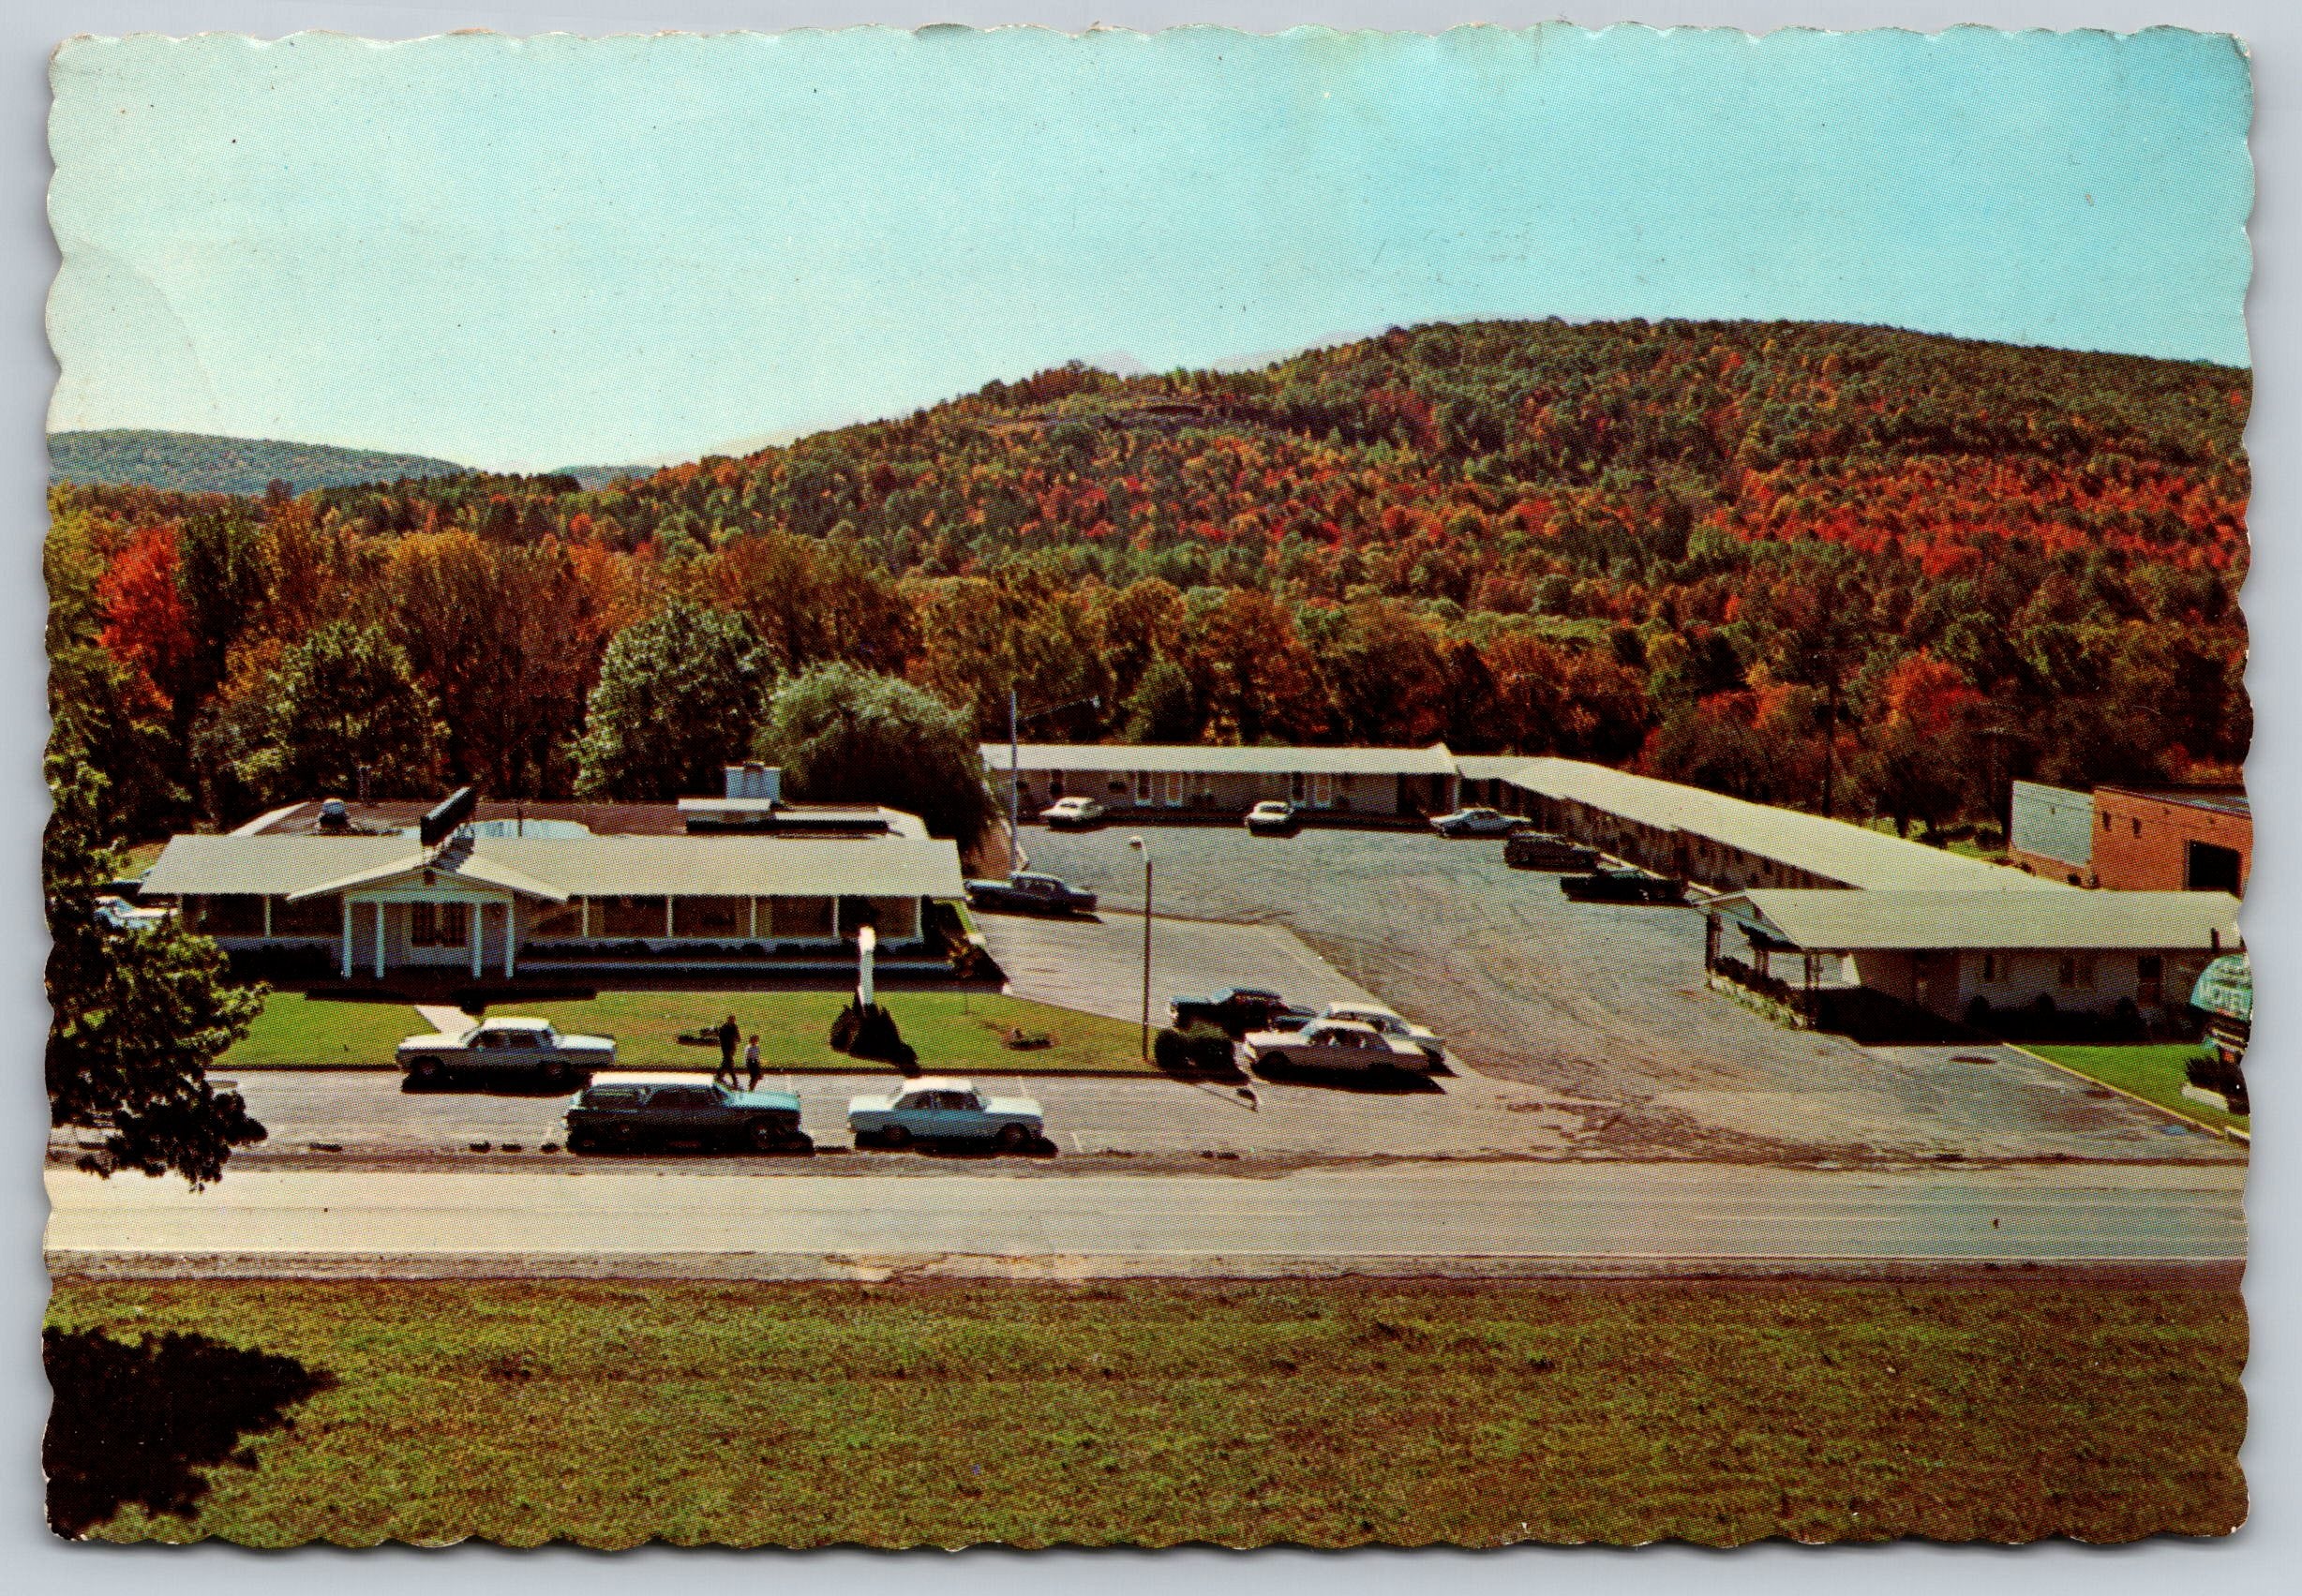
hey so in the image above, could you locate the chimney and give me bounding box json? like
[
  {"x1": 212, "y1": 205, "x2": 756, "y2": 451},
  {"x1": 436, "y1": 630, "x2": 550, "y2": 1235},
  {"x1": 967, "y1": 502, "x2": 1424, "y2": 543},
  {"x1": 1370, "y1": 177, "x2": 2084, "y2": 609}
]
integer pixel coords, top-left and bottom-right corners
[{"x1": 725, "y1": 763, "x2": 782, "y2": 803}]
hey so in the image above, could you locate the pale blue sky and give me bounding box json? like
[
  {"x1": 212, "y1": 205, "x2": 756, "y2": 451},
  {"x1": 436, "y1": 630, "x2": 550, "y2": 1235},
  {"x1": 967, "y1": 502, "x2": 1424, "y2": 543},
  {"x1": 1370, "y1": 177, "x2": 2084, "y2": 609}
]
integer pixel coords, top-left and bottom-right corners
[{"x1": 47, "y1": 23, "x2": 2253, "y2": 472}]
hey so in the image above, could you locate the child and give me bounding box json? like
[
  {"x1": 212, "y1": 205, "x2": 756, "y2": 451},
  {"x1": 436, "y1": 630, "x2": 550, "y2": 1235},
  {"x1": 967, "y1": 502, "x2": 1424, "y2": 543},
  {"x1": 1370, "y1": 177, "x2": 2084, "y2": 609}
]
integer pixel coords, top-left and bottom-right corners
[{"x1": 743, "y1": 1035, "x2": 764, "y2": 1091}]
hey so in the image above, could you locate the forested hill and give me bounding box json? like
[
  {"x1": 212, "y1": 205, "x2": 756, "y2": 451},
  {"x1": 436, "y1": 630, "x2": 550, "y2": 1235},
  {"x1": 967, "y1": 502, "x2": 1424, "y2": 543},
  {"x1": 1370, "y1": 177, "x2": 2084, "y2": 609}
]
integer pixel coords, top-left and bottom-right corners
[
  {"x1": 49, "y1": 318, "x2": 2250, "y2": 843},
  {"x1": 50, "y1": 429, "x2": 471, "y2": 495}
]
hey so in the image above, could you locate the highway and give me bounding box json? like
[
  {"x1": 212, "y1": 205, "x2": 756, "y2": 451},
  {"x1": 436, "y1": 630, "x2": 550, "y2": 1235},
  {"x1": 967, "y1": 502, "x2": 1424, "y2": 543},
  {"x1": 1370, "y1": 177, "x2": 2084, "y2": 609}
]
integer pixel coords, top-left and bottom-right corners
[{"x1": 46, "y1": 1159, "x2": 2247, "y2": 1279}]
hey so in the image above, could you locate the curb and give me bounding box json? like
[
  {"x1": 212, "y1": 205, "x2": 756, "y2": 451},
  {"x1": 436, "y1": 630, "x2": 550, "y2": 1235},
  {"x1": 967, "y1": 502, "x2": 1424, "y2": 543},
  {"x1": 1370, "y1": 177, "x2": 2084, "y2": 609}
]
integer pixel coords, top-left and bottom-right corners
[{"x1": 2001, "y1": 1042, "x2": 2250, "y2": 1147}]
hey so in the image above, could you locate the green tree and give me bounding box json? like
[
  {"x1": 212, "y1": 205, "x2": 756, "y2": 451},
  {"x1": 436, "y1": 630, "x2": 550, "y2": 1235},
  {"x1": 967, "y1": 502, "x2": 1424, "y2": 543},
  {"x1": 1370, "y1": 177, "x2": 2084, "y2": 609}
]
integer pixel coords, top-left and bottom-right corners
[
  {"x1": 199, "y1": 622, "x2": 446, "y2": 813},
  {"x1": 45, "y1": 748, "x2": 265, "y2": 1188},
  {"x1": 574, "y1": 599, "x2": 770, "y2": 799},
  {"x1": 756, "y1": 663, "x2": 996, "y2": 847}
]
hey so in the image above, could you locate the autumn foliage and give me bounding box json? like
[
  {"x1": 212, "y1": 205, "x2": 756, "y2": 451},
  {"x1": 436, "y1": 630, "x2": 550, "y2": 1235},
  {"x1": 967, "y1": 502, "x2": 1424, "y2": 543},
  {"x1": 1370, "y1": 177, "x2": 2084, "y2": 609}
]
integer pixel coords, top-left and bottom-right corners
[{"x1": 47, "y1": 318, "x2": 2249, "y2": 838}]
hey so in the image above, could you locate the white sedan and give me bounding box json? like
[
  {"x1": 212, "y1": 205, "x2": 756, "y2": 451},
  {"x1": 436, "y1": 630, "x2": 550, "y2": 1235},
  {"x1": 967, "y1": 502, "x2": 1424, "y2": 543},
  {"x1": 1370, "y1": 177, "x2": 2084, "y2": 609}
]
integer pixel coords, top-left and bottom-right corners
[
  {"x1": 1322, "y1": 1002, "x2": 1447, "y2": 1069},
  {"x1": 1430, "y1": 806, "x2": 1532, "y2": 837},
  {"x1": 396, "y1": 1017, "x2": 617, "y2": 1085},
  {"x1": 848, "y1": 1076, "x2": 1046, "y2": 1151},
  {"x1": 1039, "y1": 796, "x2": 1107, "y2": 828},
  {"x1": 1242, "y1": 1019, "x2": 1429, "y2": 1077}
]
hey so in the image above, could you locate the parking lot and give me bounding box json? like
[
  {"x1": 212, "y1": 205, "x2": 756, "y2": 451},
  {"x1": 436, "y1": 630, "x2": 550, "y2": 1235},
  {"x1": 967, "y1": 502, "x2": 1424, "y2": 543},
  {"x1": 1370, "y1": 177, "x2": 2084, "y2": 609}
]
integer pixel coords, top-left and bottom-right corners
[{"x1": 1006, "y1": 825, "x2": 2243, "y2": 1165}]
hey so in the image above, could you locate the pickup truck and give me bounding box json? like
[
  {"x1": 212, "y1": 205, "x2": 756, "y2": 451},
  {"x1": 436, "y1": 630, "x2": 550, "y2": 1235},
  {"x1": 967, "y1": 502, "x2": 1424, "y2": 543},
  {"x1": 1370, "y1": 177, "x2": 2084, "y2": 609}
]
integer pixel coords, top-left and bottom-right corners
[
  {"x1": 1243, "y1": 1018, "x2": 1429, "y2": 1077},
  {"x1": 964, "y1": 872, "x2": 1099, "y2": 916},
  {"x1": 565, "y1": 1074, "x2": 809, "y2": 1153},
  {"x1": 1168, "y1": 986, "x2": 1299, "y2": 1038}
]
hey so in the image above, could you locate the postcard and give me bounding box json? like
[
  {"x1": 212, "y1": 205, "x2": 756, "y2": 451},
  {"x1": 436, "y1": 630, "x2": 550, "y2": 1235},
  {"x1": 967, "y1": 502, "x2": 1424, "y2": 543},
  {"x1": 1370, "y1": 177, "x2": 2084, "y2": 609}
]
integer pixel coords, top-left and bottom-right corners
[{"x1": 41, "y1": 22, "x2": 2251, "y2": 1547}]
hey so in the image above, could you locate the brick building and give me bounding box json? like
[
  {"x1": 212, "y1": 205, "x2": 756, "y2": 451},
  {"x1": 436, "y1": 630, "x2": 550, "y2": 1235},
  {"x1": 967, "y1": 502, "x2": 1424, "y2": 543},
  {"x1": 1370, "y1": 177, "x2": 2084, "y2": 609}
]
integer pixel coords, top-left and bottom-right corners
[{"x1": 2090, "y1": 786, "x2": 2250, "y2": 894}]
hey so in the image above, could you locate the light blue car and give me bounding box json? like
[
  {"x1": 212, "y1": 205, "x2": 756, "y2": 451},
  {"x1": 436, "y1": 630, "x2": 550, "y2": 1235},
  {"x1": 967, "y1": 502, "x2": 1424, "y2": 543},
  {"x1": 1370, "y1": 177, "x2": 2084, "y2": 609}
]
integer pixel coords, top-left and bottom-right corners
[{"x1": 848, "y1": 1076, "x2": 1045, "y2": 1152}]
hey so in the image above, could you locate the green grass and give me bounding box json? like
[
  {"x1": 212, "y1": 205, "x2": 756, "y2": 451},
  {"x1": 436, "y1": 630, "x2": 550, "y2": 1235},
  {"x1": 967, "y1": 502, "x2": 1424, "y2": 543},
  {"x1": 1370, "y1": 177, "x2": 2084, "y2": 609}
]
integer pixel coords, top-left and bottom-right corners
[
  {"x1": 44, "y1": 1277, "x2": 2247, "y2": 1547},
  {"x1": 220, "y1": 989, "x2": 1156, "y2": 1074},
  {"x1": 216, "y1": 993, "x2": 439, "y2": 1070},
  {"x1": 2026, "y1": 1043, "x2": 2249, "y2": 1135}
]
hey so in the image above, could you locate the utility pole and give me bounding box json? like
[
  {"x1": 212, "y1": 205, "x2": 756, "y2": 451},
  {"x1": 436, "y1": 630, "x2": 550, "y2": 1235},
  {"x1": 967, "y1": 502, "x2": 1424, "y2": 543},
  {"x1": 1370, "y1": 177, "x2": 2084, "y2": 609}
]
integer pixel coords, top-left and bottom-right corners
[{"x1": 1008, "y1": 687, "x2": 1021, "y2": 874}]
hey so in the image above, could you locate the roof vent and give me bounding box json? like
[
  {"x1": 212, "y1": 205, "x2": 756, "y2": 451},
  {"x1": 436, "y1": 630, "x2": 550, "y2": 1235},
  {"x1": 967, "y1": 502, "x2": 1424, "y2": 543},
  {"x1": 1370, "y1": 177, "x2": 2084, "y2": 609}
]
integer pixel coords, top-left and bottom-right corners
[{"x1": 725, "y1": 764, "x2": 781, "y2": 803}]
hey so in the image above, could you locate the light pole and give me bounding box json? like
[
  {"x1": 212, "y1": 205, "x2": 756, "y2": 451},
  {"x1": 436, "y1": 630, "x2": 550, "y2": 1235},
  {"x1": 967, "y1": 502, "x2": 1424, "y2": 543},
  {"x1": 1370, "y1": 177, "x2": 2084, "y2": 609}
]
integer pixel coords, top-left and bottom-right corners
[{"x1": 1128, "y1": 835, "x2": 1152, "y2": 1062}]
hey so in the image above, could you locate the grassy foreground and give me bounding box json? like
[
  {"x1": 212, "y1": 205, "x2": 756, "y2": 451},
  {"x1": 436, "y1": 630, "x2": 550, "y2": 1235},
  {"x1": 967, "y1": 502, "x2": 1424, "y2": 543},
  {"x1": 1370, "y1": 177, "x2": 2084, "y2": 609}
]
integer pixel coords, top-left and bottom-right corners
[
  {"x1": 2026, "y1": 1043, "x2": 2249, "y2": 1136},
  {"x1": 220, "y1": 990, "x2": 1155, "y2": 1074},
  {"x1": 45, "y1": 1277, "x2": 2246, "y2": 1547}
]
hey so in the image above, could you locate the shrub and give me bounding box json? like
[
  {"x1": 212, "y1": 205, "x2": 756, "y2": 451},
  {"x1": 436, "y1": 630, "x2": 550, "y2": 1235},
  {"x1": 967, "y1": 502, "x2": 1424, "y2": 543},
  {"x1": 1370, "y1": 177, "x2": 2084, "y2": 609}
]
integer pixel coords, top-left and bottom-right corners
[{"x1": 1154, "y1": 1023, "x2": 1235, "y2": 1073}]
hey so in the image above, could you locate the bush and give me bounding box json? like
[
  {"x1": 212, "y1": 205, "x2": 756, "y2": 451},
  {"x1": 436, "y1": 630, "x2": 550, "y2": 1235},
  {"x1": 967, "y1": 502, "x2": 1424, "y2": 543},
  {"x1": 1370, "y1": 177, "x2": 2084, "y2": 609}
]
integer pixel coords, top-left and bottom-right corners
[
  {"x1": 2187, "y1": 1051, "x2": 2249, "y2": 1112},
  {"x1": 1153, "y1": 1023, "x2": 1235, "y2": 1073}
]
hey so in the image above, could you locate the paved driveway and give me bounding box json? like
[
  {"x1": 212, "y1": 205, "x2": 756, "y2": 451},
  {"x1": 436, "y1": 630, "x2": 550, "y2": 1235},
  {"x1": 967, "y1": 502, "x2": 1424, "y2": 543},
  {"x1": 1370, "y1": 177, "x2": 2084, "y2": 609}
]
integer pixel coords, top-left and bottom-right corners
[{"x1": 1012, "y1": 827, "x2": 2241, "y2": 1166}]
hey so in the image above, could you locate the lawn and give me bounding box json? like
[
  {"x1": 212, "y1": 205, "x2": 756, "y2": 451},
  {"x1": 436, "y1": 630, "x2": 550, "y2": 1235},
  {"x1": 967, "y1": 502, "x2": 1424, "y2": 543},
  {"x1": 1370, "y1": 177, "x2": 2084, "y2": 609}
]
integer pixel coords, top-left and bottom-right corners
[
  {"x1": 2026, "y1": 1043, "x2": 2250, "y2": 1137},
  {"x1": 44, "y1": 1276, "x2": 2247, "y2": 1547},
  {"x1": 216, "y1": 993, "x2": 442, "y2": 1070},
  {"x1": 219, "y1": 989, "x2": 1157, "y2": 1074}
]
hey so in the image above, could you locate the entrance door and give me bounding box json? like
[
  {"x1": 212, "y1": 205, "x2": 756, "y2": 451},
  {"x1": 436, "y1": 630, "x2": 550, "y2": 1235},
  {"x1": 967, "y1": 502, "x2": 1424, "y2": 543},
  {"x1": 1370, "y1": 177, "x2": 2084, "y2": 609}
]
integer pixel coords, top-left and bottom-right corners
[{"x1": 2186, "y1": 842, "x2": 2242, "y2": 894}]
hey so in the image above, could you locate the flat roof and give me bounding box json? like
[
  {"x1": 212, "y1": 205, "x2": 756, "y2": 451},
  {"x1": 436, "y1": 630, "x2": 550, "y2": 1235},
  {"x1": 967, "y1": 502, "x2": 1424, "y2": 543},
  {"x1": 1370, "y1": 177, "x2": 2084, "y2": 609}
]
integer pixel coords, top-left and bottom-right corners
[
  {"x1": 983, "y1": 742, "x2": 1459, "y2": 777},
  {"x1": 142, "y1": 833, "x2": 964, "y2": 902},
  {"x1": 244, "y1": 798, "x2": 928, "y2": 839},
  {"x1": 2097, "y1": 785, "x2": 2252, "y2": 819},
  {"x1": 1719, "y1": 889, "x2": 2241, "y2": 952},
  {"x1": 1490, "y1": 757, "x2": 2069, "y2": 893}
]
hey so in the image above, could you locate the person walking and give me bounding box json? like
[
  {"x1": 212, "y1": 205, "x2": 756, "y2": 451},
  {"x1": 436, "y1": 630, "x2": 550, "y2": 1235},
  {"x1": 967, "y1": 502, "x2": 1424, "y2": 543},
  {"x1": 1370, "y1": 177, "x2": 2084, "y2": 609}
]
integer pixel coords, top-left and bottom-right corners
[
  {"x1": 743, "y1": 1035, "x2": 764, "y2": 1091},
  {"x1": 715, "y1": 1014, "x2": 740, "y2": 1086}
]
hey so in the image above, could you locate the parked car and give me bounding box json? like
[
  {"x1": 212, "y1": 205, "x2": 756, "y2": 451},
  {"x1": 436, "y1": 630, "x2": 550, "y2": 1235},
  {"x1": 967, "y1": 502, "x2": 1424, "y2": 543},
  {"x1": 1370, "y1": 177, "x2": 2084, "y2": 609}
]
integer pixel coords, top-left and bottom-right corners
[
  {"x1": 396, "y1": 1016, "x2": 617, "y2": 1084},
  {"x1": 1430, "y1": 806, "x2": 1532, "y2": 838},
  {"x1": 565, "y1": 1073, "x2": 808, "y2": 1153},
  {"x1": 1169, "y1": 986, "x2": 1296, "y2": 1038},
  {"x1": 1243, "y1": 1018, "x2": 1428, "y2": 1077},
  {"x1": 1503, "y1": 830, "x2": 1602, "y2": 872},
  {"x1": 964, "y1": 872, "x2": 1099, "y2": 915},
  {"x1": 1321, "y1": 1001, "x2": 1446, "y2": 1069},
  {"x1": 848, "y1": 1076, "x2": 1045, "y2": 1151},
  {"x1": 94, "y1": 894, "x2": 172, "y2": 932},
  {"x1": 1245, "y1": 799, "x2": 1303, "y2": 836},
  {"x1": 1039, "y1": 796, "x2": 1107, "y2": 828},
  {"x1": 1560, "y1": 866, "x2": 1686, "y2": 904}
]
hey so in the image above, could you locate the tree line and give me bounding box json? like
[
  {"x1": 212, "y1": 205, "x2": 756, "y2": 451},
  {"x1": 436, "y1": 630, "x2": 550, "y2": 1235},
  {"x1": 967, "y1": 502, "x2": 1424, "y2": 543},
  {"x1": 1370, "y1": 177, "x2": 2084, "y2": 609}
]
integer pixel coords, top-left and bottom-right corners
[{"x1": 49, "y1": 317, "x2": 2249, "y2": 853}]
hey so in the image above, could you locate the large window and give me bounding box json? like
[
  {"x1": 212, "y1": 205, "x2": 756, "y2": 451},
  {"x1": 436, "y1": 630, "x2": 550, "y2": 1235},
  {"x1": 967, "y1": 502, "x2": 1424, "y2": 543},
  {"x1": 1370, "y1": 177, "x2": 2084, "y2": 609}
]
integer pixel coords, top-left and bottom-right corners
[
  {"x1": 596, "y1": 895, "x2": 668, "y2": 938},
  {"x1": 528, "y1": 899, "x2": 585, "y2": 939},
  {"x1": 765, "y1": 895, "x2": 834, "y2": 939},
  {"x1": 869, "y1": 896, "x2": 920, "y2": 940},
  {"x1": 271, "y1": 894, "x2": 339, "y2": 936},
  {"x1": 193, "y1": 895, "x2": 264, "y2": 936},
  {"x1": 410, "y1": 902, "x2": 468, "y2": 947},
  {"x1": 673, "y1": 896, "x2": 749, "y2": 938}
]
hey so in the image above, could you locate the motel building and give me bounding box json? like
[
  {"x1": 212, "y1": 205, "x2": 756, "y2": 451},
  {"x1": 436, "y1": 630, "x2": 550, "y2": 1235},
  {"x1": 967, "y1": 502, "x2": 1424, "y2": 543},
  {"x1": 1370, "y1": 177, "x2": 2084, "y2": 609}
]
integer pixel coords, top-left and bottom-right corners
[
  {"x1": 136, "y1": 771, "x2": 965, "y2": 984},
  {"x1": 1702, "y1": 888, "x2": 2241, "y2": 1027},
  {"x1": 982, "y1": 742, "x2": 1461, "y2": 821}
]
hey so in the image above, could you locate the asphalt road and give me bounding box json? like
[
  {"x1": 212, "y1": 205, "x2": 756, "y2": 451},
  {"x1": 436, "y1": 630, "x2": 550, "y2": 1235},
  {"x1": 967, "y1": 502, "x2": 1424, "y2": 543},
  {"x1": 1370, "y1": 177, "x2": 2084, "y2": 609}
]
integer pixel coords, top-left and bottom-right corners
[
  {"x1": 1015, "y1": 826, "x2": 2243, "y2": 1166},
  {"x1": 45, "y1": 1160, "x2": 2246, "y2": 1277}
]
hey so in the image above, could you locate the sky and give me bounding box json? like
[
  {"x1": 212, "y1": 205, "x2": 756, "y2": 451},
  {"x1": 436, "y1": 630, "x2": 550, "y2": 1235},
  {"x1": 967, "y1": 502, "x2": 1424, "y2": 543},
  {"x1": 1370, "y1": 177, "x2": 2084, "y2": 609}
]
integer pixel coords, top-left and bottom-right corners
[{"x1": 46, "y1": 23, "x2": 2255, "y2": 472}]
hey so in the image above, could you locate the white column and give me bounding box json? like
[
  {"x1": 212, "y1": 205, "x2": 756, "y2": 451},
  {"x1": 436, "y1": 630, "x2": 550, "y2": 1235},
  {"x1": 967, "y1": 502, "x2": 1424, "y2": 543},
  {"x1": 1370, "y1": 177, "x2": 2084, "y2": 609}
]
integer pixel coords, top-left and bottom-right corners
[
  {"x1": 340, "y1": 897, "x2": 353, "y2": 979},
  {"x1": 373, "y1": 901, "x2": 387, "y2": 979},
  {"x1": 503, "y1": 900, "x2": 516, "y2": 978},
  {"x1": 469, "y1": 902, "x2": 482, "y2": 979}
]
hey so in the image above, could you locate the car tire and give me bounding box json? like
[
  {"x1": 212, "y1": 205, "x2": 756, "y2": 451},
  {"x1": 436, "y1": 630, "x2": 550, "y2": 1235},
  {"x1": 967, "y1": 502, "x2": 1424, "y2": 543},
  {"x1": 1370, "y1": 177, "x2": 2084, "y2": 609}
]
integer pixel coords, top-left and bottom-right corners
[
  {"x1": 409, "y1": 1055, "x2": 442, "y2": 1084},
  {"x1": 568, "y1": 1128, "x2": 596, "y2": 1154},
  {"x1": 748, "y1": 1119, "x2": 785, "y2": 1153},
  {"x1": 878, "y1": 1124, "x2": 912, "y2": 1150},
  {"x1": 609, "y1": 1122, "x2": 639, "y2": 1150},
  {"x1": 996, "y1": 1123, "x2": 1032, "y2": 1153}
]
